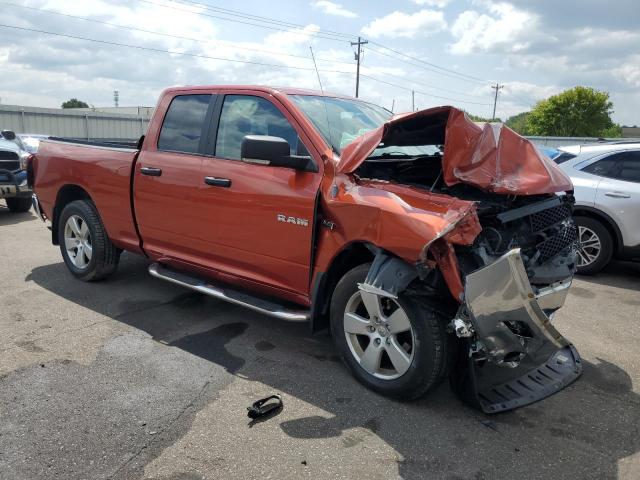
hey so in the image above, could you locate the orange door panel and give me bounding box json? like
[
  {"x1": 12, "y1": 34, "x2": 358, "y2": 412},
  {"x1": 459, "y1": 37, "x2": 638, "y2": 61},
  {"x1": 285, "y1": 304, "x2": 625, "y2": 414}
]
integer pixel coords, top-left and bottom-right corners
[{"x1": 196, "y1": 93, "x2": 322, "y2": 295}]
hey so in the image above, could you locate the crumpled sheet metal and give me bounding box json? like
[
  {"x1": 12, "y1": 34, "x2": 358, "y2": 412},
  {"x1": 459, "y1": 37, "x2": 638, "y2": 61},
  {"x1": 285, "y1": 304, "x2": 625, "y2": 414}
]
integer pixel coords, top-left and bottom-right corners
[
  {"x1": 337, "y1": 106, "x2": 573, "y2": 195},
  {"x1": 315, "y1": 175, "x2": 482, "y2": 302}
]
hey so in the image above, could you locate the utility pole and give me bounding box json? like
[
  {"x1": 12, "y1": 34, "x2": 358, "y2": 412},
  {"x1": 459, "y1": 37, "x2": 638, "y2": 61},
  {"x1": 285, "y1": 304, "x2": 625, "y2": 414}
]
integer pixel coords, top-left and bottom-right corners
[
  {"x1": 411, "y1": 90, "x2": 415, "y2": 111},
  {"x1": 391, "y1": 99, "x2": 395, "y2": 113},
  {"x1": 491, "y1": 83, "x2": 503, "y2": 120},
  {"x1": 351, "y1": 36, "x2": 368, "y2": 98}
]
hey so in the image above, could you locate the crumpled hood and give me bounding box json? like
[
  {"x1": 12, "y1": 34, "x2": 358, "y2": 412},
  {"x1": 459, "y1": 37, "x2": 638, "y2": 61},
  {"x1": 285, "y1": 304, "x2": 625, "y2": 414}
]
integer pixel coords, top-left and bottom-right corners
[{"x1": 337, "y1": 106, "x2": 573, "y2": 195}]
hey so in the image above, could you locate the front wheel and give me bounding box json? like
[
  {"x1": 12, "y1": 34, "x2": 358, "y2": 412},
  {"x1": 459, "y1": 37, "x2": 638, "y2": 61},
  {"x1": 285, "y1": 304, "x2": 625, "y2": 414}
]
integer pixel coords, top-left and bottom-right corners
[
  {"x1": 330, "y1": 264, "x2": 452, "y2": 400},
  {"x1": 58, "y1": 200, "x2": 120, "y2": 281},
  {"x1": 5, "y1": 196, "x2": 32, "y2": 212}
]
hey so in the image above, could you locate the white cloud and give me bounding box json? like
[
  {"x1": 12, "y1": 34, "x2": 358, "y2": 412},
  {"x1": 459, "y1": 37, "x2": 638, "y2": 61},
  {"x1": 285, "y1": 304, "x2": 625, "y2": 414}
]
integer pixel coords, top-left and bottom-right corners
[
  {"x1": 361, "y1": 10, "x2": 447, "y2": 39},
  {"x1": 613, "y1": 56, "x2": 640, "y2": 87},
  {"x1": 412, "y1": 0, "x2": 451, "y2": 7},
  {"x1": 311, "y1": 1, "x2": 357, "y2": 18},
  {"x1": 449, "y1": 1, "x2": 541, "y2": 54}
]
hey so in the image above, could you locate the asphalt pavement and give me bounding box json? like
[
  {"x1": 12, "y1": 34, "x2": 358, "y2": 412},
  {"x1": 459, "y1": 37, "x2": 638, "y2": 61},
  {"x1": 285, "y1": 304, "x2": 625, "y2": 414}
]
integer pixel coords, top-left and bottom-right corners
[{"x1": 1, "y1": 200, "x2": 639, "y2": 480}]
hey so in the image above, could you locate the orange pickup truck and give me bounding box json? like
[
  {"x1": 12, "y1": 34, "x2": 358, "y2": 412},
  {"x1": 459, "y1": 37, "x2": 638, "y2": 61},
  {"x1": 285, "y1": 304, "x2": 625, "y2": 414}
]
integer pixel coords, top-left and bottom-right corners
[{"x1": 31, "y1": 85, "x2": 581, "y2": 412}]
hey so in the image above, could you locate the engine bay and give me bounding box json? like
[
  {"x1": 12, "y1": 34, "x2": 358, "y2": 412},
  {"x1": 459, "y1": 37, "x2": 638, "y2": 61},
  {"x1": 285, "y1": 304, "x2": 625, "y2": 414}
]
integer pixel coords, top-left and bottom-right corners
[{"x1": 354, "y1": 154, "x2": 577, "y2": 287}]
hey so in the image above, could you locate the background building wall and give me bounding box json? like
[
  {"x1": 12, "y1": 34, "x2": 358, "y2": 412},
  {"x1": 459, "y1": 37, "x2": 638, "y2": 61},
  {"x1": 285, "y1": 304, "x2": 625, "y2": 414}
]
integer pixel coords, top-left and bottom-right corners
[{"x1": 0, "y1": 104, "x2": 151, "y2": 141}]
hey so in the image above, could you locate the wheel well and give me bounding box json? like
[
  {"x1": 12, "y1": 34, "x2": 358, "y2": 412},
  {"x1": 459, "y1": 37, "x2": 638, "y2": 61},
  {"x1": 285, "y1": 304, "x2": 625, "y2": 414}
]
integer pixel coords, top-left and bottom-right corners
[
  {"x1": 573, "y1": 207, "x2": 622, "y2": 256},
  {"x1": 310, "y1": 242, "x2": 375, "y2": 333},
  {"x1": 52, "y1": 185, "x2": 92, "y2": 245}
]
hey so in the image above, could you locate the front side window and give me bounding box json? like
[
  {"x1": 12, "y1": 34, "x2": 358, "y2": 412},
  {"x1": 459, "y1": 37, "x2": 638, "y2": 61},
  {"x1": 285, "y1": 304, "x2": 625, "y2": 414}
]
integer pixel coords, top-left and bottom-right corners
[
  {"x1": 158, "y1": 94, "x2": 211, "y2": 154},
  {"x1": 215, "y1": 95, "x2": 301, "y2": 160}
]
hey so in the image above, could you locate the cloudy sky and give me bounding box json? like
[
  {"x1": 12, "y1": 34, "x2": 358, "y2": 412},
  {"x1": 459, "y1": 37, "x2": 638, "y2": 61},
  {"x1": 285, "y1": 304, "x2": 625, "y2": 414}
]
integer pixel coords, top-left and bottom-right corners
[{"x1": 0, "y1": 0, "x2": 638, "y2": 124}]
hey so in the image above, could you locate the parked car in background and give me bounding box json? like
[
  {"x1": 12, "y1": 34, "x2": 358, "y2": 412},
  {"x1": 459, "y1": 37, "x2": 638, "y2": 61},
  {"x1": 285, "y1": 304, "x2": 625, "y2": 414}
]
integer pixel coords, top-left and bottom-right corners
[
  {"x1": 0, "y1": 130, "x2": 32, "y2": 212},
  {"x1": 17, "y1": 134, "x2": 50, "y2": 153},
  {"x1": 551, "y1": 142, "x2": 640, "y2": 274}
]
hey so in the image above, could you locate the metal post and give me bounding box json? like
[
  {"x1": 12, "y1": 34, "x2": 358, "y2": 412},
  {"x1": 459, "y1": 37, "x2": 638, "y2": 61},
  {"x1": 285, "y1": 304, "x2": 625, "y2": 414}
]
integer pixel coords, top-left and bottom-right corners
[
  {"x1": 491, "y1": 83, "x2": 504, "y2": 121},
  {"x1": 351, "y1": 36, "x2": 368, "y2": 98},
  {"x1": 412, "y1": 90, "x2": 415, "y2": 111},
  {"x1": 85, "y1": 114, "x2": 90, "y2": 140}
]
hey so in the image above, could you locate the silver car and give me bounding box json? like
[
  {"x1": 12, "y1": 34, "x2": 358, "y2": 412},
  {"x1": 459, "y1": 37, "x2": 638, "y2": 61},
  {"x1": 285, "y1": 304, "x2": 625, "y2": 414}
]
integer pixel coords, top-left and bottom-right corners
[{"x1": 553, "y1": 142, "x2": 640, "y2": 274}]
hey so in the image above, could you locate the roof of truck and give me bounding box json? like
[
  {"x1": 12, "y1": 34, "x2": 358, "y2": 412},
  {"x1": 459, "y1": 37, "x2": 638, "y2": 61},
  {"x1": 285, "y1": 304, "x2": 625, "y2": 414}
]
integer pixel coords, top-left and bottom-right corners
[{"x1": 161, "y1": 85, "x2": 351, "y2": 99}]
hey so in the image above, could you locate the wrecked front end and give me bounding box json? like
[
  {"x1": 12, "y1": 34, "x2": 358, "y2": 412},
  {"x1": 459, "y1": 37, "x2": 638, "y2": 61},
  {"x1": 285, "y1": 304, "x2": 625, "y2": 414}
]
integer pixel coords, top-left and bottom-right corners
[
  {"x1": 332, "y1": 105, "x2": 581, "y2": 412},
  {"x1": 448, "y1": 194, "x2": 581, "y2": 413}
]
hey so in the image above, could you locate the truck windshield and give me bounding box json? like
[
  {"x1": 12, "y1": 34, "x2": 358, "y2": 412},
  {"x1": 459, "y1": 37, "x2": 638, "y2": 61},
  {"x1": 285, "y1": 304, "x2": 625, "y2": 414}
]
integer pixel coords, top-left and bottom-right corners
[{"x1": 289, "y1": 95, "x2": 439, "y2": 158}]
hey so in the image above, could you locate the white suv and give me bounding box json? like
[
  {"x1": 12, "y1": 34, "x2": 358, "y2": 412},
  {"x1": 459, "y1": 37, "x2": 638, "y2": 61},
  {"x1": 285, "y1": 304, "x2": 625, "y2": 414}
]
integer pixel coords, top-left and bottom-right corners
[{"x1": 554, "y1": 142, "x2": 640, "y2": 274}]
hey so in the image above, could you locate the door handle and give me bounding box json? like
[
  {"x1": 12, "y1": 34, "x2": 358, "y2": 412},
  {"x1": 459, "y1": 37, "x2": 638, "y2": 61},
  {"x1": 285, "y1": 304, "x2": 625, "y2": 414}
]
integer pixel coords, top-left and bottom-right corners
[
  {"x1": 604, "y1": 191, "x2": 630, "y2": 198},
  {"x1": 140, "y1": 166, "x2": 163, "y2": 177},
  {"x1": 204, "y1": 176, "x2": 231, "y2": 187}
]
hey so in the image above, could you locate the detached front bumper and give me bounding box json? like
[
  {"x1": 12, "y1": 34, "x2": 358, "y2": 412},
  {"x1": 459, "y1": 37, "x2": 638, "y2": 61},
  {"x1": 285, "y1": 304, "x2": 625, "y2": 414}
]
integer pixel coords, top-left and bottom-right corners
[{"x1": 459, "y1": 248, "x2": 581, "y2": 413}]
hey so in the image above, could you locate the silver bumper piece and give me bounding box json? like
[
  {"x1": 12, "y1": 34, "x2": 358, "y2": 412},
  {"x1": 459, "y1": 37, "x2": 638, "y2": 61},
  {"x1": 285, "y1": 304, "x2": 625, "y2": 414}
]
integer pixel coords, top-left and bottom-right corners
[
  {"x1": 458, "y1": 248, "x2": 581, "y2": 413},
  {"x1": 464, "y1": 248, "x2": 570, "y2": 364}
]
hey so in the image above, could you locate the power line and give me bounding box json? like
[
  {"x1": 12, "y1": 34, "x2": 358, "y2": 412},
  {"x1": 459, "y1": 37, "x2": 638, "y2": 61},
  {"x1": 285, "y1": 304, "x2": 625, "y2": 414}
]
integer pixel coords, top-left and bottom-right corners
[
  {"x1": 136, "y1": 0, "x2": 352, "y2": 43},
  {"x1": 0, "y1": 23, "x2": 332, "y2": 71},
  {"x1": 361, "y1": 66, "x2": 491, "y2": 100},
  {"x1": 0, "y1": 1, "x2": 354, "y2": 66},
  {"x1": 367, "y1": 40, "x2": 492, "y2": 85},
  {"x1": 0, "y1": 23, "x2": 492, "y2": 108},
  {"x1": 359, "y1": 74, "x2": 492, "y2": 106},
  {"x1": 5, "y1": 0, "x2": 487, "y2": 101},
  {"x1": 167, "y1": 0, "x2": 355, "y2": 40},
  {"x1": 137, "y1": 0, "x2": 495, "y2": 88}
]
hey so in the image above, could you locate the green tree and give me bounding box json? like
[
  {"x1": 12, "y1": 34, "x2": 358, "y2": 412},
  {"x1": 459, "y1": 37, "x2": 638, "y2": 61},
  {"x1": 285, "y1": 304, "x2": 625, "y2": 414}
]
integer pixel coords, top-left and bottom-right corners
[
  {"x1": 600, "y1": 124, "x2": 623, "y2": 138},
  {"x1": 61, "y1": 98, "x2": 89, "y2": 109},
  {"x1": 505, "y1": 111, "x2": 530, "y2": 135},
  {"x1": 526, "y1": 86, "x2": 618, "y2": 137},
  {"x1": 467, "y1": 113, "x2": 500, "y2": 122}
]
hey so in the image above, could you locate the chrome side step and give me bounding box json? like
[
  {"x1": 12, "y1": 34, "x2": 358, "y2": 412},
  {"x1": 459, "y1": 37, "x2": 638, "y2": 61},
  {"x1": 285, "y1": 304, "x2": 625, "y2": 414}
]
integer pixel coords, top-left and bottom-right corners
[{"x1": 148, "y1": 263, "x2": 310, "y2": 322}]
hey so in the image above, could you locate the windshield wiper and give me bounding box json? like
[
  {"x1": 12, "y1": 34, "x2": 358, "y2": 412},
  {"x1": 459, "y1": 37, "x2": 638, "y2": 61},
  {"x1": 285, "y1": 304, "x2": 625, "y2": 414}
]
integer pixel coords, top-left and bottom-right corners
[{"x1": 368, "y1": 151, "x2": 413, "y2": 159}]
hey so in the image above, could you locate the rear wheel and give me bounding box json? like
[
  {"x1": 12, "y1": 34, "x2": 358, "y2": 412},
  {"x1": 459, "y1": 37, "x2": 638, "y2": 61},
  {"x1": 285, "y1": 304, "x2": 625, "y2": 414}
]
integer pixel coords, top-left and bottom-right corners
[
  {"x1": 330, "y1": 263, "x2": 452, "y2": 400},
  {"x1": 58, "y1": 200, "x2": 120, "y2": 281},
  {"x1": 574, "y1": 216, "x2": 613, "y2": 275},
  {"x1": 5, "y1": 197, "x2": 31, "y2": 212}
]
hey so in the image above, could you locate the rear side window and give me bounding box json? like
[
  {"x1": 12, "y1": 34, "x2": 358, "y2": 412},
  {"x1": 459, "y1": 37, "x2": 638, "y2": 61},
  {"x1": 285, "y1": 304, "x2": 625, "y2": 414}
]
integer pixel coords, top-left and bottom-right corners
[
  {"x1": 215, "y1": 95, "x2": 301, "y2": 160},
  {"x1": 618, "y1": 152, "x2": 640, "y2": 183},
  {"x1": 582, "y1": 151, "x2": 640, "y2": 183},
  {"x1": 158, "y1": 95, "x2": 211, "y2": 154}
]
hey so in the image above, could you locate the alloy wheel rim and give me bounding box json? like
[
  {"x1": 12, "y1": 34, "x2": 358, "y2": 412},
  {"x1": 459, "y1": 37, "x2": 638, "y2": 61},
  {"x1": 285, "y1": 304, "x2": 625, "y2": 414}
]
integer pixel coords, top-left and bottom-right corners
[
  {"x1": 576, "y1": 226, "x2": 601, "y2": 267},
  {"x1": 343, "y1": 290, "x2": 415, "y2": 380},
  {"x1": 64, "y1": 215, "x2": 92, "y2": 269}
]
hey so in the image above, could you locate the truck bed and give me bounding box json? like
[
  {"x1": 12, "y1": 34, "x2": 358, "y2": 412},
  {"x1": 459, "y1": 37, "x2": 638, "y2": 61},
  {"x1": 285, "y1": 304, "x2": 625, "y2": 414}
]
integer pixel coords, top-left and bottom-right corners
[{"x1": 34, "y1": 139, "x2": 142, "y2": 253}]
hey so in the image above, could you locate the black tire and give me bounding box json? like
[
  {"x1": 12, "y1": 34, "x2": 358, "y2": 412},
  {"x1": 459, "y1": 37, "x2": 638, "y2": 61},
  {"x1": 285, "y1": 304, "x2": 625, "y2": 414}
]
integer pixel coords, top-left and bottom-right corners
[
  {"x1": 5, "y1": 196, "x2": 32, "y2": 212},
  {"x1": 330, "y1": 263, "x2": 453, "y2": 400},
  {"x1": 58, "y1": 200, "x2": 120, "y2": 281},
  {"x1": 575, "y1": 216, "x2": 613, "y2": 275}
]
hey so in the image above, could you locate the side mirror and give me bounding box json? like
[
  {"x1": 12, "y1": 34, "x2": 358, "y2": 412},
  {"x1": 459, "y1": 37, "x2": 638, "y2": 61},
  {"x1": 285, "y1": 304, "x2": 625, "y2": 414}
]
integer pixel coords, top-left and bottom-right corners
[
  {"x1": 1, "y1": 130, "x2": 16, "y2": 141},
  {"x1": 240, "y1": 135, "x2": 315, "y2": 171}
]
